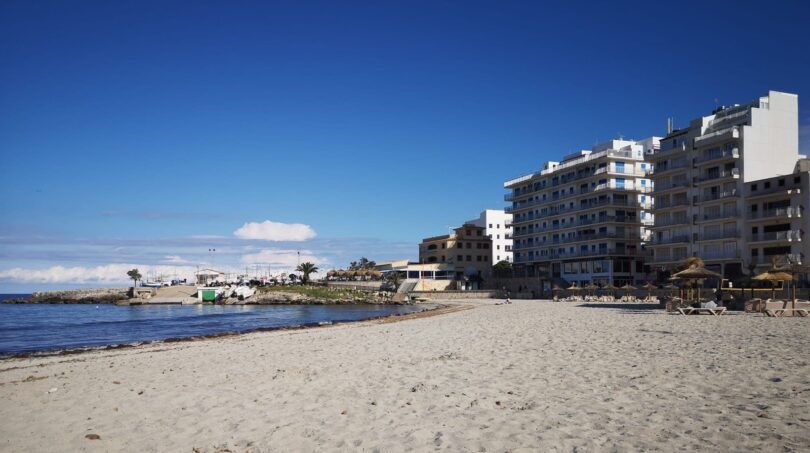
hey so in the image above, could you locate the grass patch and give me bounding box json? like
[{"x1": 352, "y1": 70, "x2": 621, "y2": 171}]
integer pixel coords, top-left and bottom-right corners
[{"x1": 256, "y1": 285, "x2": 378, "y2": 301}]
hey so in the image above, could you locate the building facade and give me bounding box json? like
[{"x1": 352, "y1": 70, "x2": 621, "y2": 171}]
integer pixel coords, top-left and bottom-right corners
[
  {"x1": 418, "y1": 224, "x2": 493, "y2": 283},
  {"x1": 744, "y1": 161, "x2": 809, "y2": 272},
  {"x1": 504, "y1": 138, "x2": 659, "y2": 287},
  {"x1": 466, "y1": 209, "x2": 513, "y2": 264},
  {"x1": 648, "y1": 90, "x2": 800, "y2": 279}
]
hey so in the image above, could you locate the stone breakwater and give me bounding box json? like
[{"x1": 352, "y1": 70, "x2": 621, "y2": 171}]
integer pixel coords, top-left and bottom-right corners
[
  {"x1": 2, "y1": 288, "x2": 128, "y2": 304},
  {"x1": 242, "y1": 291, "x2": 410, "y2": 305}
]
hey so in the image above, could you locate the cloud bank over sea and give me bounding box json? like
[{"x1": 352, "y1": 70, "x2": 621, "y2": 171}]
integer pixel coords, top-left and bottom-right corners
[{"x1": 0, "y1": 219, "x2": 413, "y2": 292}]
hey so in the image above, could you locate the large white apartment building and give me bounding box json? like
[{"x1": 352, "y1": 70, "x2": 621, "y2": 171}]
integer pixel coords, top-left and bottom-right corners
[
  {"x1": 648, "y1": 90, "x2": 799, "y2": 280},
  {"x1": 504, "y1": 138, "x2": 659, "y2": 288},
  {"x1": 466, "y1": 209, "x2": 513, "y2": 264}
]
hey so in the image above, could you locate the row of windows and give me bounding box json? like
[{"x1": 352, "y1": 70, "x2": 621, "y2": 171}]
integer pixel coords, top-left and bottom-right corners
[
  {"x1": 750, "y1": 175, "x2": 801, "y2": 191},
  {"x1": 426, "y1": 255, "x2": 490, "y2": 263}
]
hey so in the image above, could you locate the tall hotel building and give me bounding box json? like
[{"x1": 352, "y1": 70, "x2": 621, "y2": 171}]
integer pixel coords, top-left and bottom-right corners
[
  {"x1": 648, "y1": 90, "x2": 799, "y2": 279},
  {"x1": 504, "y1": 138, "x2": 659, "y2": 287}
]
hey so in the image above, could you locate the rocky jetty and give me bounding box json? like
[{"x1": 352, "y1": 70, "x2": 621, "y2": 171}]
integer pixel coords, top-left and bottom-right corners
[
  {"x1": 2, "y1": 288, "x2": 129, "y2": 304},
  {"x1": 238, "y1": 290, "x2": 409, "y2": 305}
]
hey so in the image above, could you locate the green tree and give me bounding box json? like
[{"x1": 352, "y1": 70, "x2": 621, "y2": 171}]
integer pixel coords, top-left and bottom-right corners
[
  {"x1": 386, "y1": 271, "x2": 404, "y2": 291},
  {"x1": 296, "y1": 262, "x2": 319, "y2": 284},
  {"x1": 126, "y1": 268, "x2": 142, "y2": 287}
]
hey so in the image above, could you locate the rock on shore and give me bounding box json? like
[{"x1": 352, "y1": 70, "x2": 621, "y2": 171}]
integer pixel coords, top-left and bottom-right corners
[{"x1": 2, "y1": 288, "x2": 128, "y2": 304}]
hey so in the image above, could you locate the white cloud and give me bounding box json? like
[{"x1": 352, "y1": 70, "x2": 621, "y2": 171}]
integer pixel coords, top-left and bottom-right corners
[
  {"x1": 233, "y1": 220, "x2": 316, "y2": 242},
  {"x1": 164, "y1": 255, "x2": 190, "y2": 264},
  {"x1": 0, "y1": 264, "x2": 198, "y2": 285}
]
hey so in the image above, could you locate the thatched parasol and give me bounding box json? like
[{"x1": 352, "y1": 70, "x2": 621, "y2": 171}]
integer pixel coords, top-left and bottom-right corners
[
  {"x1": 584, "y1": 282, "x2": 598, "y2": 295},
  {"x1": 567, "y1": 283, "x2": 581, "y2": 291},
  {"x1": 753, "y1": 270, "x2": 793, "y2": 301},
  {"x1": 603, "y1": 283, "x2": 618, "y2": 297},
  {"x1": 672, "y1": 265, "x2": 722, "y2": 302},
  {"x1": 643, "y1": 282, "x2": 658, "y2": 298}
]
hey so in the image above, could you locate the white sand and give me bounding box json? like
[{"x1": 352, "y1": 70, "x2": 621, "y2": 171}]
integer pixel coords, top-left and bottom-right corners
[{"x1": 1, "y1": 300, "x2": 809, "y2": 452}]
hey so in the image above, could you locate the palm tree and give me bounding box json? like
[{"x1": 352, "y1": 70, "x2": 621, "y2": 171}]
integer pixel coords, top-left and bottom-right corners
[
  {"x1": 126, "y1": 268, "x2": 142, "y2": 288},
  {"x1": 296, "y1": 262, "x2": 319, "y2": 284}
]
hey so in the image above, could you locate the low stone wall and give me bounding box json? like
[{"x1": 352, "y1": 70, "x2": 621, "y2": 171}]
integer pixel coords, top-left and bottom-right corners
[
  {"x1": 408, "y1": 290, "x2": 504, "y2": 300},
  {"x1": 326, "y1": 281, "x2": 384, "y2": 291}
]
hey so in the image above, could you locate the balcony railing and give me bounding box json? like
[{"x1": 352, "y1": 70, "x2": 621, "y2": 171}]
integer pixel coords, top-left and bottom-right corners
[
  {"x1": 513, "y1": 248, "x2": 647, "y2": 262},
  {"x1": 650, "y1": 235, "x2": 691, "y2": 245},
  {"x1": 748, "y1": 183, "x2": 802, "y2": 198},
  {"x1": 748, "y1": 207, "x2": 803, "y2": 220},
  {"x1": 694, "y1": 168, "x2": 739, "y2": 184},
  {"x1": 656, "y1": 199, "x2": 690, "y2": 209},
  {"x1": 697, "y1": 190, "x2": 739, "y2": 203},
  {"x1": 697, "y1": 229, "x2": 739, "y2": 241},
  {"x1": 701, "y1": 250, "x2": 741, "y2": 260},
  {"x1": 701, "y1": 210, "x2": 738, "y2": 221},
  {"x1": 694, "y1": 147, "x2": 739, "y2": 165},
  {"x1": 653, "y1": 180, "x2": 690, "y2": 192},
  {"x1": 749, "y1": 230, "x2": 803, "y2": 243},
  {"x1": 648, "y1": 161, "x2": 690, "y2": 176},
  {"x1": 654, "y1": 217, "x2": 691, "y2": 227}
]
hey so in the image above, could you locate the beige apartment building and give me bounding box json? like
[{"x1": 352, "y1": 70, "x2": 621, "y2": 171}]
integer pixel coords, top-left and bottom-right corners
[
  {"x1": 648, "y1": 90, "x2": 799, "y2": 280},
  {"x1": 418, "y1": 224, "x2": 493, "y2": 283},
  {"x1": 504, "y1": 138, "x2": 658, "y2": 288}
]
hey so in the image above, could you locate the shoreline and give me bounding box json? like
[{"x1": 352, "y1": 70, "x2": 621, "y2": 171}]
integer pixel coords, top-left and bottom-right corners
[
  {"x1": 0, "y1": 302, "x2": 453, "y2": 361},
  {"x1": 2, "y1": 299, "x2": 808, "y2": 451}
]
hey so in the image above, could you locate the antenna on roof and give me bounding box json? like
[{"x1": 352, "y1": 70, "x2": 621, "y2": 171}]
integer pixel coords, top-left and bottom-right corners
[{"x1": 666, "y1": 117, "x2": 673, "y2": 134}]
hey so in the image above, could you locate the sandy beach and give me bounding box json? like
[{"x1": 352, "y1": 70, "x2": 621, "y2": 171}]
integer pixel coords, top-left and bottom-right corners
[{"x1": 1, "y1": 299, "x2": 809, "y2": 452}]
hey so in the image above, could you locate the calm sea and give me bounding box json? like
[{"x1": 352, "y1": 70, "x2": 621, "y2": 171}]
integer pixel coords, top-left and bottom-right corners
[{"x1": 0, "y1": 302, "x2": 426, "y2": 357}]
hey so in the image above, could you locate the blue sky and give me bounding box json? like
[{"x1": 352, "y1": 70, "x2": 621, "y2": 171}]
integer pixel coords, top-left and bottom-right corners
[{"x1": 2, "y1": 0, "x2": 809, "y2": 291}]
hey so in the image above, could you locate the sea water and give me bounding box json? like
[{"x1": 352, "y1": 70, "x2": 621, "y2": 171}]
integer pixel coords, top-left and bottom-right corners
[{"x1": 0, "y1": 303, "x2": 426, "y2": 356}]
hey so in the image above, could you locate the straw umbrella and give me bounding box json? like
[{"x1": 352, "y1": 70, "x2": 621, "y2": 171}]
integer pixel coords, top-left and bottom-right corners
[
  {"x1": 552, "y1": 284, "x2": 563, "y2": 300},
  {"x1": 585, "y1": 282, "x2": 598, "y2": 298},
  {"x1": 621, "y1": 283, "x2": 638, "y2": 301},
  {"x1": 643, "y1": 282, "x2": 658, "y2": 299},
  {"x1": 752, "y1": 269, "x2": 793, "y2": 301},
  {"x1": 672, "y1": 265, "x2": 722, "y2": 303},
  {"x1": 604, "y1": 283, "x2": 619, "y2": 299},
  {"x1": 567, "y1": 283, "x2": 582, "y2": 301}
]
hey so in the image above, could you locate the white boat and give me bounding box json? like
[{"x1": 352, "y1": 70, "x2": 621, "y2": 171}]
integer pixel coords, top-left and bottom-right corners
[{"x1": 233, "y1": 283, "x2": 255, "y2": 300}]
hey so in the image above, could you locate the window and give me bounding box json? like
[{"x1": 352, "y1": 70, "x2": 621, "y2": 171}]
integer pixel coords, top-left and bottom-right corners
[
  {"x1": 483, "y1": 243, "x2": 489, "y2": 249},
  {"x1": 457, "y1": 243, "x2": 463, "y2": 248},
  {"x1": 489, "y1": 223, "x2": 493, "y2": 228},
  {"x1": 476, "y1": 256, "x2": 482, "y2": 262},
  {"x1": 496, "y1": 234, "x2": 500, "y2": 239},
  {"x1": 497, "y1": 224, "x2": 500, "y2": 228},
  {"x1": 497, "y1": 245, "x2": 500, "y2": 250},
  {"x1": 764, "y1": 182, "x2": 771, "y2": 189},
  {"x1": 778, "y1": 179, "x2": 785, "y2": 187},
  {"x1": 466, "y1": 230, "x2": 471, "y2": 236},
  {"x1": 466, "y1": 243, "x2": 471, "y2": 249},
  {"x1": 751, "y1": 183, "x2": 758, "y2": 191},
  {"x1": 477, "y1": 230, "x2": 482, "y2": 236},
  {"x1": 427, "y1": 244, "x2": 437, "y2": 250},
  {"x1": 441, "y1": 243, "x2": 446, "y2": 249},
  {"x1": 795, "y1": 176, "x2": 801, "y2": 184},
  {"x1": 466, "y1": 255, "x2": 472, "y2": 261},
  {"x1": 458, "y1": 255, "x2": 463, "y2": 261}
]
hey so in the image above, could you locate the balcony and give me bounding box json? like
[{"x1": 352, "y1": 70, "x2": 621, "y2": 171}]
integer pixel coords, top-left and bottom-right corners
[
  {"x1": 700, "y1": 209, "x2": 739, "y2": 222},
  {"x1": 694, "y1": 147, "x2": 739, "y2": 165},
  {"x1": 694, "y1": 126, "x2": 739, "y2": 147},
  {"x1": 648, "y1": 161, "x2": 690, "y2": 176},
  {"x1": 650, "y1": 235, "x2": 691, "y2": 245},
  {"x1": 749, "y1": 230, "x2": 803, "y2": 243},
  {"x1": 747, "y1": 183, "x2": 802, "y2": 199},
  {"x1": 653, "y1": 180, "x2": 690, "y2": 193},
  {"x1": 696, "y1": 229, "x2": 739, "y2": 241},
  {"x1": 697, "y1": 190, "x2": 739, "y2": 203},
  {"x1": 653, "y1": 217, "x2": 691, "y2": 228},
  {"x1": 694, "y1": 168, "x2": 739, "y2": 185},
  {"x1": 702, "y1": 250, "x2": 742, "y2": 260},
  {"x1": 748, "y1": 207, "x2": 803, "y2": 220},
  {"x1": 656, "y1": 199, "x2": 691, "y2": 209}
]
